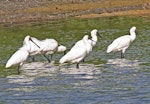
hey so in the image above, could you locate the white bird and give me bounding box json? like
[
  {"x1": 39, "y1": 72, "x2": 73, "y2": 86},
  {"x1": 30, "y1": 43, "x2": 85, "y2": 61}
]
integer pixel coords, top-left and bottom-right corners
[
  {"x1": 107, "y1": 26, "x2": 136, "y2": 58},
  {"x1": 5, "y1": 36, "x2": 40, "y2": 74},
  {"x1": 59, "y1": 35, "x2": 92, "y2": 68}
]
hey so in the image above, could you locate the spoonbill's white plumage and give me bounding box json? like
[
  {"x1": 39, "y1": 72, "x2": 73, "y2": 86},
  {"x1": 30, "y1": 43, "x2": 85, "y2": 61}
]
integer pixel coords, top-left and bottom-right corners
[
  {"x1": 24, "y1": 36, "x2": 66, "y2": 62},
  {"x1": 69, "y1": 29, "x2": 101, "y2": 53},
  {"x1": 107, "y1": 26, "x2": 136, "y2": 58},
  {"x1": 40, "y1": 38, "x2": 58, "y2": 62},
  {"x1": 23, "y1": 36, "x2": 41, "y2": 61},
  {"x1": 5, "y1": 36, "x2": 39, "y2": 74},
  {"x1": 84, "y1": 29, "x2": 102, "y2": 62},
  {"x1": 45, "y1": 44, "x2": 67, "y2": 61},
  {"x1": 5, "y1": 46, "x2": 29, "y2": 69},
  {"x1": 59, "y1": 35, "x2": 92, "y2": 68}
]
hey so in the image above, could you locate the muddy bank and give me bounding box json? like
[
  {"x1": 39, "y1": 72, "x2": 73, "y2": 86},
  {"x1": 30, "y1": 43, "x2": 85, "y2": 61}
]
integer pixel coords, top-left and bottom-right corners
[{"x1": 0, "y1": 0, "x2": 150, "y2": 24}]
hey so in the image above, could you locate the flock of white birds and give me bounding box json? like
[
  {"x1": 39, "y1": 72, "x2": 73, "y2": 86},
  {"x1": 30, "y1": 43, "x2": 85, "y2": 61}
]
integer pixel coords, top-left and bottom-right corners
[{"x1": 5, "y1": 26, "x2": 137, "y2": 73}]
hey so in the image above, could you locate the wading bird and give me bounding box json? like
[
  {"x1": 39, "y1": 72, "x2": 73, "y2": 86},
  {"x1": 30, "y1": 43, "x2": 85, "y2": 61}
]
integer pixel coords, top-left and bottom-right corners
[
  {"x1": 59, "y1": 35, "x2": 92, "y2": 68},
  {"x1": 107, "y1": 26, "x2": 136, "y2": 58},
  {"x1": 5, "y1": 36, "x2": 40, "y2": 74}
]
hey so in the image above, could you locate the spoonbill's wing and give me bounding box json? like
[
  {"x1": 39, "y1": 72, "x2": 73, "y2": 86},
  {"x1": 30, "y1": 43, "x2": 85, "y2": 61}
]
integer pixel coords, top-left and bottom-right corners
[
  {"x1": 59, "y1": 47, "x2": 86, "y2": 64},
  {"x1": 107, "y1": 35, "x2": 131, "y2": 52},
  {"x1": 6, "y1": 48, "x2": 29, "y2": 68}
]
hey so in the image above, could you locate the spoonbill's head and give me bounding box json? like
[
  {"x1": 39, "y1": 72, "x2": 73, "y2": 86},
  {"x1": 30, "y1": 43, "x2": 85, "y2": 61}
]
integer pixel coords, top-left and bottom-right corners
[
  {"x1": 24, "y1": 35, "x2": 40, "y2": 49},
  {"x1": 57, "y1": 45, "x2": 67, "y2": 55},
  {"x1": 24, "y1": 35, "x2": 31, "y2": 44},
  {"x1": 91, "y1": 29, "x2": 102, "y2": 38},
  {"x1": 130, "y1": 26, "x2": 136, "y2": 32}
]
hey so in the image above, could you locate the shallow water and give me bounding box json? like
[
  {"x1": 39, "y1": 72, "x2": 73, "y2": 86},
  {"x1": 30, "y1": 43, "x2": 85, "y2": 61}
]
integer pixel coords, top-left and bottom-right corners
[{"x1": 0, "y1": 16, "x2": 150, "y2": 104}]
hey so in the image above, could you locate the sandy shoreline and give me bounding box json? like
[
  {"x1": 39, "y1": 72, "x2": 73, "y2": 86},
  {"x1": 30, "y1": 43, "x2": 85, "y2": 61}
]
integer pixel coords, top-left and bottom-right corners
[
  {"x1": 0, "y1": 0, "x2": 150, "y2": 24},
  {"x1": 76, "y1": 9, "x2": 150, "y2": 18}
]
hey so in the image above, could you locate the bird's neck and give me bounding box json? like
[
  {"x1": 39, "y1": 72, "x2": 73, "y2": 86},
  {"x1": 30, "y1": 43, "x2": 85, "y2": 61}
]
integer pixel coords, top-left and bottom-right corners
[
  {"x1": 91, "y1": 34, "x2": 98, "y2": 46},
  {"x1": 92, "y1": 34, "x2": 98, "y2": 42},
  {"x1": 130, "y1": 31, "x2": 136, "y2": 42},
  {"x1": 21, "y1": 44, "x2": 31, "y2": 52}
]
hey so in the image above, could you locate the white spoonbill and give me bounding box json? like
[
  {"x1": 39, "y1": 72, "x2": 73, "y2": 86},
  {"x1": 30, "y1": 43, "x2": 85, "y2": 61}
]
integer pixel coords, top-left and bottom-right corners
[
  {"x1": 59, "y1": 35, "x2": 92, "y2": 68},
  {"x1": 107, "y1": 26, "x2": 136, "y2": 58},
  {"x1": 5, "y1": 36, "x2": 40, "y2": 74}
]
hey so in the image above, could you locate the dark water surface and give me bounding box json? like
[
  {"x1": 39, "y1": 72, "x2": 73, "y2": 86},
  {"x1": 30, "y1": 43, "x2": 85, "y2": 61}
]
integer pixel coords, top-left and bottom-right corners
[{"x1": 0, "y1": 16, "x2": 150, "y2": 104}]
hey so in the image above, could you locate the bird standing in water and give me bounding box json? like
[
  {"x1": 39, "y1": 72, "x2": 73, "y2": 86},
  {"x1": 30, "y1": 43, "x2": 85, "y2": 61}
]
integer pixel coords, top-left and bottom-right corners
[
  {"x1": 59, "y1": 35, "x2": 92, "y2": 68},
  {"x1": 107, "y1": 26, "x2": 137, "y2": 58},
  {"x1": 6, "y1": 36, "x2": 40, "y2": 74}
]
